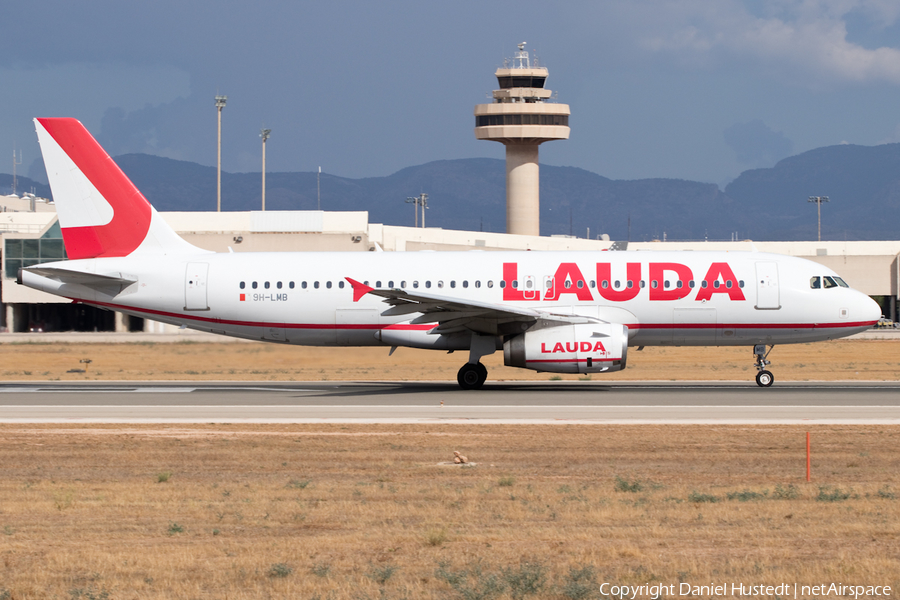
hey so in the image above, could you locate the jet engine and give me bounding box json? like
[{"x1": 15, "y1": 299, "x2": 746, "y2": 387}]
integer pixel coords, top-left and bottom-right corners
[{"x1": 504, "y1": 322, "x2": 628, "y2": 374}]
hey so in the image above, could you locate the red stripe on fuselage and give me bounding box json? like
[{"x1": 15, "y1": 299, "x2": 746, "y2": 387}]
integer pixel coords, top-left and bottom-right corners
[{"x1": 77, "y1": 299, "x2": 876, "y2": 334}]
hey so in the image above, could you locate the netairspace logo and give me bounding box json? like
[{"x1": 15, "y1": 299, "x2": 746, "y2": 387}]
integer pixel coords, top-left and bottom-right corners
[{"x1": 599, "y1": 582, "x2": 893, "y2": 599}]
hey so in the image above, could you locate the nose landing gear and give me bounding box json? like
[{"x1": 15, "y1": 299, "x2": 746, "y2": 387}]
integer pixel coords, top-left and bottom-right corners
[{"x1": 754, "y1": 344, "x2": 774, "y2": 387}]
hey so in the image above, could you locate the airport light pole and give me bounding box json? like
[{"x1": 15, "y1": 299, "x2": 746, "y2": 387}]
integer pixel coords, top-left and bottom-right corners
[
  {"x1": 405, "y1": 193, "x2": 428, "y2": 228},
  {"x1": 808, "y1": 195, "x2": 829, "y2": 241},
  {"x1": 260, "y1": 128, "x2": 271, "y2": 211},
  {"x1": 215, "y1": 95, "x2": 228, "y2": 212}
]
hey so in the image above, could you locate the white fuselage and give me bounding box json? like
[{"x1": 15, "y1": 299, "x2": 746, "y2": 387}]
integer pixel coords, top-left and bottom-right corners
[{"x1": 22, "y1": 250, "x2": 880, "y2": 349}]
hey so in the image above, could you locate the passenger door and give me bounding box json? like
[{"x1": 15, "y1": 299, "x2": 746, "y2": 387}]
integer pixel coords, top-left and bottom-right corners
[
  {"x1": 755, "y1": 262, "x2": 780, "y2": 310},
  {"x1": 184, "y1": 263, "x2": 209, "y2": 311}
]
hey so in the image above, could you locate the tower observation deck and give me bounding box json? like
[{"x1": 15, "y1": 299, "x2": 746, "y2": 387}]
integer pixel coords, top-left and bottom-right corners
[{"x1": 474, "y1": 43, "x2": 570, "y2": 236}]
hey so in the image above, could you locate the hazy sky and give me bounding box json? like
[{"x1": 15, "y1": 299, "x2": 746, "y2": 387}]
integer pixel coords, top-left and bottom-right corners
[{"x1": 3, "y1": 0, "x2": 900, "y2": 188}]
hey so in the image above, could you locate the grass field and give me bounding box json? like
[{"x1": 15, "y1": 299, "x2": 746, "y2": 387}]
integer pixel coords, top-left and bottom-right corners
[
  {"x1": 0, "y1": 340, "x2": 897, "y2": 598},
  {"x1": 0, "y1": 338, "x2": 897, "y2": 382},
  {"x1": 0, "y1": 424, "x2": 898, "y2": 599}
]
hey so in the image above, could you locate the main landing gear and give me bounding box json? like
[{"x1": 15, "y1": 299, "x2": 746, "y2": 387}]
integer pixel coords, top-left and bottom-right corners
[
  {"x1": 457, "y1": 362, "x2": 488, "y2": 390},
  {"x1": 754, "y1": 344, "x2": 774, "y2": 387}
]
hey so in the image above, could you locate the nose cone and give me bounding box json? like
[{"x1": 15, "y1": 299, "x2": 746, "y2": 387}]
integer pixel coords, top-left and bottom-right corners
[{"x1": 859, "y1": 293, "x2": 881, "y2": 324}]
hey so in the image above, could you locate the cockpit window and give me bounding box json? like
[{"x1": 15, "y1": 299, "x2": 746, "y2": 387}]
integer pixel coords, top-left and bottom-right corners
[
  {"x1": 834, "y1": 276, "x2": 849, "y2": 288},
  {"x1": 810, "y1": 276, "x2": 821, "y2": 289},
  {"x1": 823, "y1": 276, "x2": 839, "y2": 289}
]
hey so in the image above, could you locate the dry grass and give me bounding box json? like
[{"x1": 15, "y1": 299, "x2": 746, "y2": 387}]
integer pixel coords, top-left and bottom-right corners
[
  {"x1": 0, "y1": 338, "x2": 898, "y2": 381},
  {"x1": 0, "y1": 424, "x2": 898, "y2": 598}
]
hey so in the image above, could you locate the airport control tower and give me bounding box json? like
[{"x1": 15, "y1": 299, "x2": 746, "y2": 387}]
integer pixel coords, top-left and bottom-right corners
[{"x1": 475, "y1": 43, "x2": 570, "y2": 236}]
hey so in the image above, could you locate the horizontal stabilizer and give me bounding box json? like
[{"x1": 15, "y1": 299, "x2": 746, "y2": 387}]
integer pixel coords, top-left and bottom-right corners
[{"x1": 22, "y1": 266, "x2": 137, "y2": 293}]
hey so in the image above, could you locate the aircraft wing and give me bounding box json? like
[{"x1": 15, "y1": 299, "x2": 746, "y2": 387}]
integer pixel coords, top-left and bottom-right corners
[{"x1": 346, "y1": 277, "x2": 599, "y2": 336}]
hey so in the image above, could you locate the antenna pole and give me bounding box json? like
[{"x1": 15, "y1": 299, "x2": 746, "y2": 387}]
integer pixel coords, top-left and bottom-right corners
[{"x1": 12, "y1": 145, "x2": 22, "y2": 196}]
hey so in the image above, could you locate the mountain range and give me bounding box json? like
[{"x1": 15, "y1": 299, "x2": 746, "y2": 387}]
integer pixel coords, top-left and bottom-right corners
[{"x1": 4, "y1": 143, "x2": 900, "y2": 241}]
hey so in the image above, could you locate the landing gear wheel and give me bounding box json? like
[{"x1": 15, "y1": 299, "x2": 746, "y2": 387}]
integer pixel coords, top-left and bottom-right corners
[
  {"x1": 756, "y1": 370, "x2": 774, "y2": 387},
  {"x1": 457, "y1": 362, "x2": 487, "y2": 390}
]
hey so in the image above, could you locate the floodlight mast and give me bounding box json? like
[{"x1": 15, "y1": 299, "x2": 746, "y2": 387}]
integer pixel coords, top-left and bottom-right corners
[
  {"x1": 215, "y1": 95, "x2": 227, "y2": 212},
  {"x1": 405, "y1": 193, "x2": 428, "y2": 228},
  {"x1": 808, "y1": 195, "x2": 829, "y2": 241},
  {"x1": 260, "y1": 128, "x2": 271, "y2": 211}
]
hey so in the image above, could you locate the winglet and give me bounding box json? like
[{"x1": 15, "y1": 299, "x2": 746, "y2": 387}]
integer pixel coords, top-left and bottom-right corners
[{"x1": 346, "y1": 277, "x2": 374, "y2": 302}]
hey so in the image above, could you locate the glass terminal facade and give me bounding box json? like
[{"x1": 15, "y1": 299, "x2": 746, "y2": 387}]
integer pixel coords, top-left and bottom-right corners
[{"x1": 3, "y1": 221, "x2": 67, "y2": 277}]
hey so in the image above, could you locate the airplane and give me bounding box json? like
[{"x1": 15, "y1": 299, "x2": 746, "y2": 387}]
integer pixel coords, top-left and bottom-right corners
[{"x1": 18, "y1": 118, "x2": 881, "y2": 389}]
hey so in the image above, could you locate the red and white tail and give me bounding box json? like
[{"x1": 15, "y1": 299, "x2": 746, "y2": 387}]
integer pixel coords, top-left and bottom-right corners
[{"x1": 34, "y1": 118, "x2": 201, "y2": 260}]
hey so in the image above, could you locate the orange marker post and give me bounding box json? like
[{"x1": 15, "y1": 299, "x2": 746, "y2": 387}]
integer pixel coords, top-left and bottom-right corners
[{"x1": 806, "y1": 431, "x2": 811, "y2": 482}]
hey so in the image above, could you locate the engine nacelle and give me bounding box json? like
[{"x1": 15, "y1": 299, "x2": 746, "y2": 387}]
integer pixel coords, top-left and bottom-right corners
[{"x1": 504, "y1": 322, "x2": 628, "y2": 374}]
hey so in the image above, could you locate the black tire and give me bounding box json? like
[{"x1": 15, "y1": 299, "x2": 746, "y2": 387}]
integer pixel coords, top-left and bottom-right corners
[
  {"x1": 755, "y1": 370, "x2": 774, "y2": 387},
  {"x1": 457, "y1": 363, "x2": 487, "y2": 390}
]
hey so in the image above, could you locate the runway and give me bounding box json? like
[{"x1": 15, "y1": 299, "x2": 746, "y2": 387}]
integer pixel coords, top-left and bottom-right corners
[{"x1": 0, "y1": 381, "x2": 898, "y2": 423}]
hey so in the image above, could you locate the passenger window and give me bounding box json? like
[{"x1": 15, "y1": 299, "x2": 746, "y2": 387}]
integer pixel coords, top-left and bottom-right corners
[
  {"x1": 240, "y1": 281, "x2": 245, "y2": 289},
  {"x1": 651, "y1": 281, "x2": 658, "y2": 289},
  {"x1": 450, "y1": 281, "x2": 456, "y2": 288},
  {"x1": 252, "y1": 282, "x2": 258, "y2": 289},
  {"x1": 577, "y1": 280, "x2": 584, "y2": 289},
  {"x1": 264, "y1": 282, "x2": 270, "y2": 289},
  {"x1": 725, "y1": 280, "x2": 732, "y2": 289},
  {"x1": 512, "y1": 280, "x2": 518, "y2": 289},
  {"x1": 289, "y1": 282, "x2": 295, "y2": 289},
  {"x1": 339, "y1": 281, "x2": 345, "y2": 289},
  {"x1": 475, "y1": 280, "x2": 481, "y2": 288},
  {"x1": 326, "y1": 281, "x2": 332, "y2": 289},
  {"x1": 401, "y1": 281, "x2": 406, "y2": 288},
  {"x1": 601, "y1": 281, "x2": 609, "y2": 289},
  {"x1": 438, "y1": 281, "x2": 444, "y2": 288},
  {"x1": 301, "y1": 281, "x2": 307, "y2": 289},
  {"x1": 564, "y1": 280, "x2": 572, "y2": 289},
  {"x1": 376, "y1": 281, "x2": 382, "y2": 288},
  {"x1": 590, "y1": 280, "x2": 596, "y2": 289},
  {"x1": 425, "y1": 281, "x2": 431, "y2": 288},
  {"x1": 739, "y1": 280, "x2": 745, "y2": 288},
  {"x1": 487, "y1": 280, "x2": 493, "y2": 288},
  {"x1": 701, "y1": 281, "x2": 708, "y2": 288},
  {"x1": 314, "y1": 281, "x2": 320, "y2": 289},
  {"x1": 500, "y1": 280, "x2": 506, "y2": 289},
  {"x1": 413, "y1": 281, "x2": 419, "y2": 288},
  {"x1": 614, "y1": 280, "x2": 621, "y2": 289},
  {"x1": 664, "y1": 281, "x2": 670, "y2": 289},
  {"x1": 627, "y1": 281, "x2": 633, "y2": 289},
  {"x1": 689, "y1": 280, "x2": 695, "y2": 288},
  {"x1": 277, "y1": 281, "x2": 282, "y2": 289},
  {"x1": 388, "y1": 281, "x2": 394, "y2": 288},
  {"x1": 462, "y1": 281, "x2": 469, "y2": 288},
  {"x1": 713, "y1": 281, "x2": 720, "y2": 288}
]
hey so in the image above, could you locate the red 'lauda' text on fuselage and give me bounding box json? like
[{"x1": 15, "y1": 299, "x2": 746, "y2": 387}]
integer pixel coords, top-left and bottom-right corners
[{"x1": 501, "y1": 262, "x2": 745, "y2": 302}]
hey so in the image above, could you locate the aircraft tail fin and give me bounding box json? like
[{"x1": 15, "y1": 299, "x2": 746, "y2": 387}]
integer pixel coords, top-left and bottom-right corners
[{"x1": 34, "y1": 118, "x2": 204, "y2": 260}]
